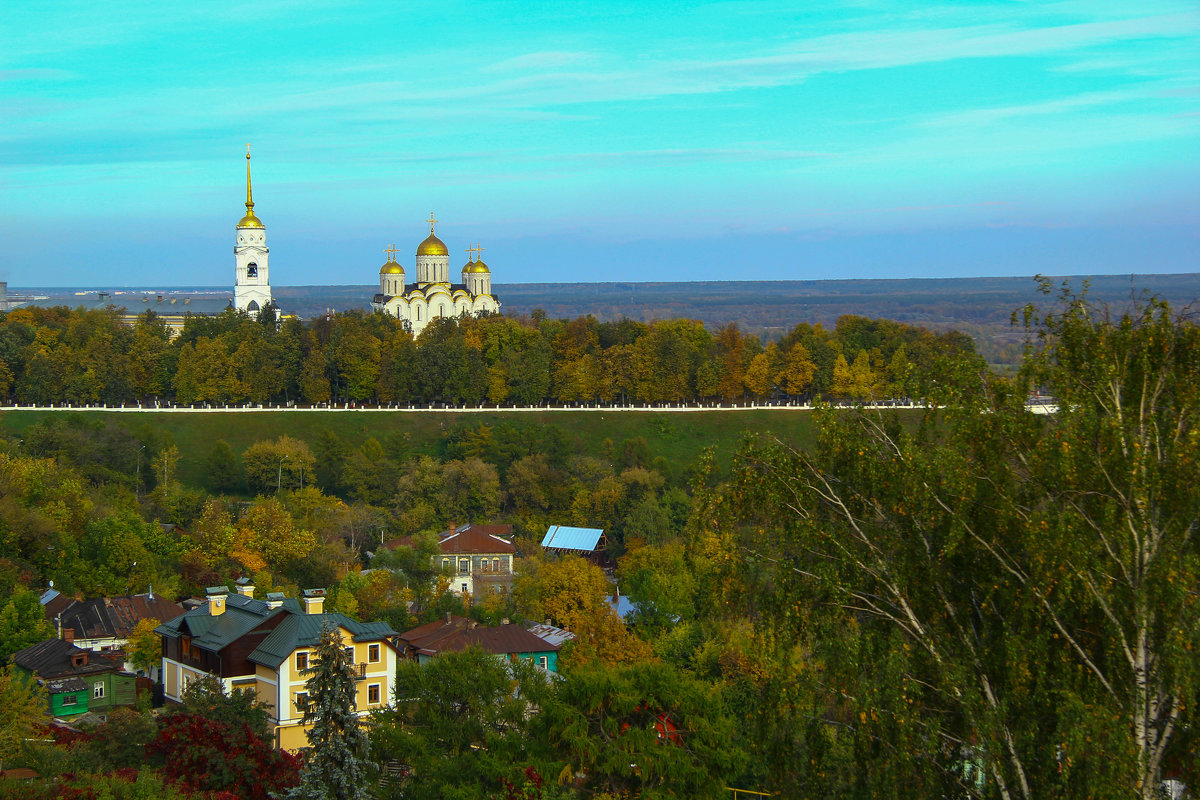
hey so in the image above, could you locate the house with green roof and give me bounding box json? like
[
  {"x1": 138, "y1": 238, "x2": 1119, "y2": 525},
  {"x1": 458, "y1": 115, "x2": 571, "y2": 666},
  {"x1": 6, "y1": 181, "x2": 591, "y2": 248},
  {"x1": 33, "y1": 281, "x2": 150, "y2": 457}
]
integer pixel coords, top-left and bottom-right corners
[{"x1": 155, "y1": 582, "x2": 399, "y2": 751}]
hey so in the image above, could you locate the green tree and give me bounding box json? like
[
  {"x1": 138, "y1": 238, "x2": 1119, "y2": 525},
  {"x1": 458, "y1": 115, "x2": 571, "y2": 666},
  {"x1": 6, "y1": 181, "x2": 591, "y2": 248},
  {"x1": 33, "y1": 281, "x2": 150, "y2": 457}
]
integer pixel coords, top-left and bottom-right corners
[
  {"x1": 0, "y1": 587, "x2": 54, "y2": 662},
  {"x1": 288, "y1": 622, "x2": 372, "y2": 800},
  {"x1": 616, "y1": 543, "x2": 696, "y2": 634},
  {"x1": 712, "y1": 291, "x2": 1200, "y2": 798},
  {"x1": 0, "y1": 664, "x2": 45, "y2": 772},
  {"x1": 243, "y1": 435, "x2": 317, "y2": 494},
  {"x1": 204, "y1": 439, "x2": 242, "y2": 494},
  {"x1": 534, "y1": 661, "x2": 742, "y2": 799},
  {"x1": 370, "y1": 646, "x2": 551, "y2": 799},
  {"x1": 127, "y1": 617, "x2": 162, "y2": 677}
]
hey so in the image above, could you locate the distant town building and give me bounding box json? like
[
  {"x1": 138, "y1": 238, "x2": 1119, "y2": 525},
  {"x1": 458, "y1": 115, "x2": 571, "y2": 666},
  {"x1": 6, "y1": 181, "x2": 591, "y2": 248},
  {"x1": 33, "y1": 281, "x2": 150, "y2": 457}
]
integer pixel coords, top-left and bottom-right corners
[
  {"x1": 386, "y1": 523, "x2": 516, "y2": 598},
  {"x1": 12, "y1": 638, "x2": 137, "y2": 719},
  {"x1": 541, "y1": 525, "x2": 609, "y2": 566},
  {"x1": 41, "y1": 588, "x2": 183, "y2": 679},
  {"x1": 371, "y1": 214, "x2": 500, "y2": 336},
  {"x1": 396, "y1": 614, "x2": 562, "y2": 672}
]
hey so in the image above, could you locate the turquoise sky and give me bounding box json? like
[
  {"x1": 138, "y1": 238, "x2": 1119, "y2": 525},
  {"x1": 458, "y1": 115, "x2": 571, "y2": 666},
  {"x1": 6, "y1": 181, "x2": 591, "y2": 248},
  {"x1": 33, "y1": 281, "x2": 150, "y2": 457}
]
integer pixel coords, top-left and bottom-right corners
[{"x1": 1, "y1": 0, "x2": 1197, "y2": 287}]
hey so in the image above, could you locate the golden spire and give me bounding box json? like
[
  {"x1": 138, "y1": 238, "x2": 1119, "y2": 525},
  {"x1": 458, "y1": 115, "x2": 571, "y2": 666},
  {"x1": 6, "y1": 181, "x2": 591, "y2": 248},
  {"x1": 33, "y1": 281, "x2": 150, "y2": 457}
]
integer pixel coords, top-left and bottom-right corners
[
  {"x1": 245, "y1": 144, "x2": 254, "y2": 213},
  {"x1": 238, "y1": 144, "x2": 264, "y2": 228}
]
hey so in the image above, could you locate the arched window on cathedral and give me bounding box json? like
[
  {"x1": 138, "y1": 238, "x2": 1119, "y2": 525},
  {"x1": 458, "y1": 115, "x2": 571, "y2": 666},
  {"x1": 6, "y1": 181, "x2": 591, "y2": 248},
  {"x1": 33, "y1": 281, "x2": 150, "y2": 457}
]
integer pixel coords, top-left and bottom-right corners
[{"x1": 247, "y1": 300, "x2": 260, "y2": 312}]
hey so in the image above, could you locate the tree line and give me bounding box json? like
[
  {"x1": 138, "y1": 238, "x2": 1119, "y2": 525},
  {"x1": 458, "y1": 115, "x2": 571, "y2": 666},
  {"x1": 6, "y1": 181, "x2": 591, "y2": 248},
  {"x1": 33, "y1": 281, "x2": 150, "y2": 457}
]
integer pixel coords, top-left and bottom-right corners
[{"x1": 0, "y1": 304, "x2": 976, "y2": 406}]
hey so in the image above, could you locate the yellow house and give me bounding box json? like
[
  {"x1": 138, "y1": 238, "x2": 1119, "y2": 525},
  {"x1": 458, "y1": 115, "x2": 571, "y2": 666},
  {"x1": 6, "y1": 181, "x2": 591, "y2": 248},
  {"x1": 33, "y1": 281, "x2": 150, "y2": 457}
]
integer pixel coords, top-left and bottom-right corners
[{"x1": 156, "y1": 584, "x2": 399, "y2": 751}]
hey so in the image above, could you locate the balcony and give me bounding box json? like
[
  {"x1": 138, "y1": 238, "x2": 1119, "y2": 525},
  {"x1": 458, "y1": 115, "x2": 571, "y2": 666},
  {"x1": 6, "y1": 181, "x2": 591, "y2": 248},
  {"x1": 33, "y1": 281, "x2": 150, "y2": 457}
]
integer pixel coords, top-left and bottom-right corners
[{"x1": 352, "y1": 663, "x2": 367, "y2": 681}]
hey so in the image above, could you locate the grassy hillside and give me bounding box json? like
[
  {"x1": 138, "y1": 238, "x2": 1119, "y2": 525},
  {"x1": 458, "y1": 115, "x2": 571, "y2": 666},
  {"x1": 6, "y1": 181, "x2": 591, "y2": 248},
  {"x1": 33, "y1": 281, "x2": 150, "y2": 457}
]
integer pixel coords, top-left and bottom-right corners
[{"x1": 0, "y1": 409, "x2": 876, "y2": 487}]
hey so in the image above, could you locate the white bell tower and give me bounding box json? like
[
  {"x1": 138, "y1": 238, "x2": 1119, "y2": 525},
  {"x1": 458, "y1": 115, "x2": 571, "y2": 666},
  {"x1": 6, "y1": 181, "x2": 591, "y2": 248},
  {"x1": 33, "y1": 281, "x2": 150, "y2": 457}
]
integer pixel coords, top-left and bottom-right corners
[{"x1": 234, "y1": 145, "x2": 273, "y2": 317}]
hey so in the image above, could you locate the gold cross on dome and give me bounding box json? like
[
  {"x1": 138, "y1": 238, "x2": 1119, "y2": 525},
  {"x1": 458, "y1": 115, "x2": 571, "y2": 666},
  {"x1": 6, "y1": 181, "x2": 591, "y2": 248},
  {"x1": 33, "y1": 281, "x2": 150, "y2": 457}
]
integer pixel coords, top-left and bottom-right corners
[
  {"x1": 475, "y1": 242, "x2": 485, "y2": 259},
  {"x1": 384, "y1": 243, "x2": 400, "y2": 261},
  {"x1": 465, "y1": 244, "x2": 481, "y2": 261},
  {"x1": 427, "y1": 212, "x2": 438, "y2": 233}
]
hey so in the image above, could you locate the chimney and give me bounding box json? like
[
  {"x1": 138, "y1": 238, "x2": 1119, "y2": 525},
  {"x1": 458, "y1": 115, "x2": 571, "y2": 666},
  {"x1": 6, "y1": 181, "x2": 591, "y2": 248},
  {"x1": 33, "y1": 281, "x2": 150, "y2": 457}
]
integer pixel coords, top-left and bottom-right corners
[
  {"x1": 63, "y1": 627, "x2": 75, "y2": 644},
  {"x1": 265, "y1": 592, "x2": 285, "y2": 609},
  {"x1": 235, "y1": 577, "x2": 256, "y2": 598},
  {"x1": 302, "y1": 588, "x2": 325, "y2": 615},
  {"x1": 206, "y1": 586, "x2": 229, "y2": 616}
]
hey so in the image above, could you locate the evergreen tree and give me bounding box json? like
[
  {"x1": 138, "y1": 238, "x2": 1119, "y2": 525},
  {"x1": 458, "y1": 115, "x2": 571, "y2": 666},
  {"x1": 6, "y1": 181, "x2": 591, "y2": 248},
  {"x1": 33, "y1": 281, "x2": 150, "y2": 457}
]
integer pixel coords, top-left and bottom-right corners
[
  {"x1": 288, "y1": 622, "x2": 372, "y2": 800},
  {"x1": 204, "y1": 439, "x2": 242, "y2": 493}
]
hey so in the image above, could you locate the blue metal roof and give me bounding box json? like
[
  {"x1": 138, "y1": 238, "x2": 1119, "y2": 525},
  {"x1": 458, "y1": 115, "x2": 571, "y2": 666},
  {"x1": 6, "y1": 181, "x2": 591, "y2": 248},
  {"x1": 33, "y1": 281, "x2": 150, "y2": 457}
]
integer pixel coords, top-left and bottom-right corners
[{"x1": 541, "y1": 525, "x2": 604, "y2": 551}]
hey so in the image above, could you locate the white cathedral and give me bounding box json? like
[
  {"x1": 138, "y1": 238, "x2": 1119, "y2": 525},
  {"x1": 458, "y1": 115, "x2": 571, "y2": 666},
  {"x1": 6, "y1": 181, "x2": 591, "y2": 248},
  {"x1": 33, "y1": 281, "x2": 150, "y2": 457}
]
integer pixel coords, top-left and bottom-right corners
[
  {"x1": 371, "y1": 213, "x2": 500, "y2": 336},
  {"x1": 233, "y1": 146, "x2": 274, "y2": 316}
]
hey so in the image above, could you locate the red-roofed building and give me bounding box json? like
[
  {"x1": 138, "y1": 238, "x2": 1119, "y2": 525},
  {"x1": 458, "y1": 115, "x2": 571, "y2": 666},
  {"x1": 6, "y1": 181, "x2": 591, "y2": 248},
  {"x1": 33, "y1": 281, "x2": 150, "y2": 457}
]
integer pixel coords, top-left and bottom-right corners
[
  {"x1": 386, "y1": 523, "x2": 517, "y2": 598},
  {"x1": 396, "y1": 614, "x2": 562, "y2": 672}
]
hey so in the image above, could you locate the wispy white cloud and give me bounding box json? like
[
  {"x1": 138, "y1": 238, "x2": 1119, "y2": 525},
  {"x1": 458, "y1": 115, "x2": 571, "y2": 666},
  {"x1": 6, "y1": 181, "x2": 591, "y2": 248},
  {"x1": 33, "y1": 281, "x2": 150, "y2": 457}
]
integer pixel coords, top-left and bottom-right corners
[
  {"x1": 0, "y1": 68, "x2": 76, "y2": 82},
  {"x1": 482, "y1": 51, "x2": 593, "y2": 73},
  {"x1": 919, "y1": 87, "x2": 1168, "y2": 128}
]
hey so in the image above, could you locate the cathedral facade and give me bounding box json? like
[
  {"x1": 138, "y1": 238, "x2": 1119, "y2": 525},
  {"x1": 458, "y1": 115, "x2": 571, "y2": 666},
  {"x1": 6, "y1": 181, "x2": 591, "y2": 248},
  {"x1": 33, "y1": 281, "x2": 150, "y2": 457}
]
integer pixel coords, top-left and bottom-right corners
[{"x1": 371, "y1": 214, "x2": 500, "y2": 336}]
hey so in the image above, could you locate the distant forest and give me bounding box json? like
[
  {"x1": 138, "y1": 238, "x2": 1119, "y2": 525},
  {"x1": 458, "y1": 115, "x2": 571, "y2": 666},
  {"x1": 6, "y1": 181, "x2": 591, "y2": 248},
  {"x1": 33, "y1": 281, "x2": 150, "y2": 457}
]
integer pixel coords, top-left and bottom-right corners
[
  {"x1": 233, "y1": 272, "x2": 1200, "y2": 368},
  {"x1": 15, "y1": 273, "x2": 1200, "y2": 370},
  {"x1": 0, "y1": 305, "x2": 973, "y2": 407}
]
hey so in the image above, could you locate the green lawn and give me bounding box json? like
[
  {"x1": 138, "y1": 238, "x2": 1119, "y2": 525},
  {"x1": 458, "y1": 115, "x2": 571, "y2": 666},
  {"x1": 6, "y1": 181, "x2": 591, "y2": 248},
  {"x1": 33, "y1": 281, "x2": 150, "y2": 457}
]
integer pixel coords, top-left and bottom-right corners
[{"x1": 0, "y1": 408, "x2": 921, "y2": 487}]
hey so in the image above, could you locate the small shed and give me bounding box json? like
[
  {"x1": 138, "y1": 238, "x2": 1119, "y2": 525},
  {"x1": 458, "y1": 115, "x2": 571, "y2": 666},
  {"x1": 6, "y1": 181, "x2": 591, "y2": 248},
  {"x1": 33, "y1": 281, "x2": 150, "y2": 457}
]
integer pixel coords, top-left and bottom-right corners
[{"x1": 541, "y1": 525, "x2": 608, "y2": 565}]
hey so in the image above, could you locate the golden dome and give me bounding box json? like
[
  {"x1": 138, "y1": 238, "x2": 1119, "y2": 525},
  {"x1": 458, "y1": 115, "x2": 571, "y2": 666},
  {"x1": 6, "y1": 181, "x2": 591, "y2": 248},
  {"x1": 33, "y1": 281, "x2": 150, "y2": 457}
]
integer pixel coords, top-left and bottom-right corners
[
  {"x1": 466, "y1": 259, "x2": 490, "y2": 274},
  {"x1": 417, "y1": 233, "x2": 448, "y2": 256},
  {"x1": 380, "y1": 261, "x2": 405, "y2": 275},
  {"x1": 238, "y1": 212, "x2": 264, "y2": 229}
]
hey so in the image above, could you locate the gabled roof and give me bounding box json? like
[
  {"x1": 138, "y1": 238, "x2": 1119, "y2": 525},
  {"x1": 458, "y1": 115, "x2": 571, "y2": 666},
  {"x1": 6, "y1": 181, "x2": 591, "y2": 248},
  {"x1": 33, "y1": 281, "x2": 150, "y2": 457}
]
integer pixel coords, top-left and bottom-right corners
[
  {"x1": 398, "y1": 617, "x2": 559, "y2": 658},
  {"x1": 386, "y1": 523, "x2": 515, "y2": 556},
  {"x1": 541, "y1": 525, "x2": 605, "y2": 552},
  {"x1": 438, "y1": 527, "x2": 515, "y2": 555},
  {"x1": 396, "y1": 614, "x2": 473, "y2": 653},
  {"x1": 157, "y1": 590, "x2": 397, "y2": 669},
  {"x1": 155, "y1": 592, "x2": 294, "y2": 651},
  {"x1": 12, "y1": 639, "x2": 121, "y2": 680},
  {"x1": 47, "y1": 593, "x2": 184, "y2": 642},
  {"x1": 247, "y1": 613, "x2": 397, "y2": 669}
]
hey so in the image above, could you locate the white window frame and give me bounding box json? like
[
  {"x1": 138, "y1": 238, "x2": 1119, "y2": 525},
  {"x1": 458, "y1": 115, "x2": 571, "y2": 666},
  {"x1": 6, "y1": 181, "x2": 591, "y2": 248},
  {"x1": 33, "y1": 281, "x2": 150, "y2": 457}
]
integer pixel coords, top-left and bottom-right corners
[
  {"x1": 93, "y1": 682, "x2": 105, "y2": 699},
  {"x1": 368, "y1": 683, "x2": 381, "y2": 705}
]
